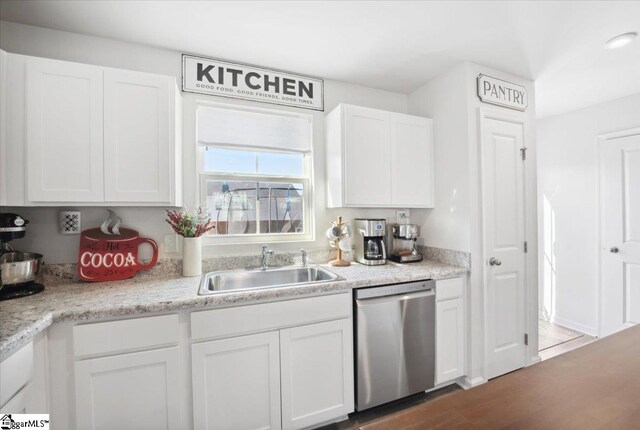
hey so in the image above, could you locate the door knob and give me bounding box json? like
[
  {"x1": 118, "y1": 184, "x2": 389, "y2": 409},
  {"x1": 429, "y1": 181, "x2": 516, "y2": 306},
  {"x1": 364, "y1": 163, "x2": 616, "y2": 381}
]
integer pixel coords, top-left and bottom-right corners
[
  {"x1": 489, "y1": 257, "x2": 502, "y2": 266},
  {"x1": 609, "y1": 246, "x2": 619, "y2": 253}
]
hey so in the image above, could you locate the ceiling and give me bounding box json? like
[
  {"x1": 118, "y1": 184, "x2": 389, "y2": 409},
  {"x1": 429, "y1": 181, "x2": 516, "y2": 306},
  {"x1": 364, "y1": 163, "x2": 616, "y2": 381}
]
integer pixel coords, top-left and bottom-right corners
[{"x1": 1, "y1": 1, "x2": 639, "y2": 118}]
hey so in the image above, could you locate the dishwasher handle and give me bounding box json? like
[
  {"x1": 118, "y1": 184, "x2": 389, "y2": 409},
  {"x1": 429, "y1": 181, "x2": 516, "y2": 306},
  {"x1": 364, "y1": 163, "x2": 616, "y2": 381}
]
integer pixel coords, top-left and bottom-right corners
[
  {"x1": 354, "y1": 279, "x2": 435, "y2": 300},
  {"x1": 355, "y1": 288, "x2": 434, "y2": 306}
]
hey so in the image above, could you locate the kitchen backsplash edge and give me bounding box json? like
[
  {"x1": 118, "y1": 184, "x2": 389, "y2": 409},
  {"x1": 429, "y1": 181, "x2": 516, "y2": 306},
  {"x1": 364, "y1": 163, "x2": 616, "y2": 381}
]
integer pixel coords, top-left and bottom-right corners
[{"x1": 38, "y1": 246, "x2": 469, "y2": 285}]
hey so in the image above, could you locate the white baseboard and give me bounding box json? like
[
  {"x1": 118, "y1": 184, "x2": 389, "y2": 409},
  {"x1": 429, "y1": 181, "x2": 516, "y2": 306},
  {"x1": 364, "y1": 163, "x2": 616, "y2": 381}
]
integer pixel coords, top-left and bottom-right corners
[
  {"x1": 551, "y1": 315, "x2": 598, "y2": 337},
  {"x1": 458, "y1": 376, "x2": 486, "y2": 390},
  {"x1": 528, "y1": 355, "x2": 542, "y2": 365}
]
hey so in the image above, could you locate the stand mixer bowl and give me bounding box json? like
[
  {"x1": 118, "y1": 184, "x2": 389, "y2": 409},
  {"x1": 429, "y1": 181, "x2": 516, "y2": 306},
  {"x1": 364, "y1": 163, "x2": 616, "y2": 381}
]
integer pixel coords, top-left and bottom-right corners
[{"x1": 0, "y1": 252, "x2": 43, "y2": 287}]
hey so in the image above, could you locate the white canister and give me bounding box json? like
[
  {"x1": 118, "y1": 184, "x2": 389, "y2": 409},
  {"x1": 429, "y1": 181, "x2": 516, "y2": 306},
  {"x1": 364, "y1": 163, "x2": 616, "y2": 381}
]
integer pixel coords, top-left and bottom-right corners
[{"x1": 182, "y1": 236, "x2": 202, "y2": 277}]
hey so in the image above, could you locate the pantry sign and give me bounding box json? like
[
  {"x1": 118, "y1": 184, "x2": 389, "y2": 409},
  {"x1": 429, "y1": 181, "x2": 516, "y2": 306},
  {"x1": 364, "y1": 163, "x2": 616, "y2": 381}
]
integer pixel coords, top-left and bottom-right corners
[
  {"x1": 477, "y1": 74, "x2": 528, "y2": 111},
  {"x1": 182, "y1": 54, "x2": 324, "y2": 111}
]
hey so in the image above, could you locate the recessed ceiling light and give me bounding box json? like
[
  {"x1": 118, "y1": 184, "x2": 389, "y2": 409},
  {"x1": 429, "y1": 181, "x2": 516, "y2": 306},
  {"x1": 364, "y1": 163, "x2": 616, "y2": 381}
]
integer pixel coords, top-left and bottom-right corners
[{"x1": 605, "y1": 32, "x2": 637, "y2": 49}]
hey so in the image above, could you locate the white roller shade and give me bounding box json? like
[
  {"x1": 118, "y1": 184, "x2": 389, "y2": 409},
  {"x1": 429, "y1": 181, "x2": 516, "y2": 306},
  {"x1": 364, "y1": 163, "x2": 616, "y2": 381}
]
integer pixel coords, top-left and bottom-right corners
[{"x1": 198, "y1": 106, "x2": 312, "y2": 152}]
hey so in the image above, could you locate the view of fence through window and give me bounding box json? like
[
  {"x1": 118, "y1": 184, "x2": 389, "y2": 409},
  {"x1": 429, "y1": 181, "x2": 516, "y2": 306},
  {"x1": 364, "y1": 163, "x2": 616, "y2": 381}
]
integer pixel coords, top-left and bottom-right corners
[
  {"x1": 205, "y1": 180, "x2": 304, "y2": 235},
  {"x1": 202, "y1": 147, "x2": 308, "y2": 236}
]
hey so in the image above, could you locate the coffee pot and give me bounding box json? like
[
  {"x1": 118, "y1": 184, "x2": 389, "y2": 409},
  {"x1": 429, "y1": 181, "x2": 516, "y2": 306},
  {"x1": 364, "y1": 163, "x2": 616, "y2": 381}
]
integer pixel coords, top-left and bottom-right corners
[{"x1": 353, "y1": 219, "x2": 386, "y2": 266}]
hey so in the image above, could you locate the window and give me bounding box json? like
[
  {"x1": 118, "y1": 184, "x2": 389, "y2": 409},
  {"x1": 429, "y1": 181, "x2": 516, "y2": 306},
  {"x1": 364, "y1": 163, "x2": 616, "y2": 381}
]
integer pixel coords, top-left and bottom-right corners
[{"x1": 197, "y1": 104, "x2": 313, "y2": 241}]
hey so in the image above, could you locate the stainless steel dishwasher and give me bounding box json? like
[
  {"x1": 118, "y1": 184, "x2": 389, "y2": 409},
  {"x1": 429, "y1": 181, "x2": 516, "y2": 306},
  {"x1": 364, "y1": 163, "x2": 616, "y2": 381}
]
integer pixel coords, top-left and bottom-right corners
[{"x1": 354, "y1": 280, "x2": 436, "y2": 411}]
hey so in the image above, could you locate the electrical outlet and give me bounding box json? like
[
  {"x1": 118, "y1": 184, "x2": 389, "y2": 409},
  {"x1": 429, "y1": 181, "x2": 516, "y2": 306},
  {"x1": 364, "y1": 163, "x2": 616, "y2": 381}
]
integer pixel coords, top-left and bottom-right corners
[
  {"x1": 60, "y1": 211, "x2": 81, "y2": 234},
  {"x1": 164, "y1": 233, "x2": 178, "y2": 254},
  {"x1": 396, "y1": 210, "x2": 410, "y2": 224}
]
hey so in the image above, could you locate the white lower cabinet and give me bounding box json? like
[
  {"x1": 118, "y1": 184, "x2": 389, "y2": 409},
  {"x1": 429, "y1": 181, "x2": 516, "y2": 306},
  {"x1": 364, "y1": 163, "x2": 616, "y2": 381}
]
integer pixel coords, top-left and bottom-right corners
[
  {"x1": 280, "y1": 319, "x2": 354, "y2": 430},
  {"x1": 0, "y1": 384, "x2": 31, "y2": 414},
  {"x1": 191, "y1": 318, "x2": 354, "y2": 430},
  {"x1": 42, "y1": 293, "x2": 353, "y2": 429},
  {"x1": 436, "y1": 297, "x2": 465, "y2": 384},
  {"x1": 191, "y1": 332, "x2": 282, "y2": 430},
  {"x1": 74, "y1": 347, "x2": 183, "y2": 430},
  {"x1": 435, "y1": 277, "x2": 466, "y2": 385}
]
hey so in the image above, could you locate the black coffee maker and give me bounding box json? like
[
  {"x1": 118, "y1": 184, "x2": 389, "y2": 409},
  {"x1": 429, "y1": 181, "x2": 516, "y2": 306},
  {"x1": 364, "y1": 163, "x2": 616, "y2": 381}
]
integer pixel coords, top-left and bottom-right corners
[{"x1": 0, "y1": 213, "x2": 45, "y2": 300}]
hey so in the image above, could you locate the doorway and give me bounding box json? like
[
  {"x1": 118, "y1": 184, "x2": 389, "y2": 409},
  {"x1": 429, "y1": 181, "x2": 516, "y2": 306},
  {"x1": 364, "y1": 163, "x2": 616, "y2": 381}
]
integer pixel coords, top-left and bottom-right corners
[
  {"x1": 537, "y1": 320, "x2": 595, "y2": 361},
  {"x1": 599, "y1": 128, "x2": 640, "y2": 337}
]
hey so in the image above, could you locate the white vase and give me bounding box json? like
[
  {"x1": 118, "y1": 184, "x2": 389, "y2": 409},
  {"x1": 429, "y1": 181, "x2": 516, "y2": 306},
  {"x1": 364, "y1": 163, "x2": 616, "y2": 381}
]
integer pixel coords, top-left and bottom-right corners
[{"x1": 182, "y1": 236, "x2": 202, "y2": 277}]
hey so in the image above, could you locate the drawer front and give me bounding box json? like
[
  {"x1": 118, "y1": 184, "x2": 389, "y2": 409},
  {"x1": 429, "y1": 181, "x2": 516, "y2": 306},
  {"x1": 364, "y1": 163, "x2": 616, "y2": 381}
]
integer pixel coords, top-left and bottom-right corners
[
  {"x1": 0, "y1": 342, "x2": 33, "y2": 407},
  {"x1": 436, "y1": 277, "x2": 464, "y2": 301},
  {"x1": 73, "y1": 314, "x2": 179, "y2": 357},
  {"x1": 191, "y1": 292, "x2": 352, "y2": 341}
]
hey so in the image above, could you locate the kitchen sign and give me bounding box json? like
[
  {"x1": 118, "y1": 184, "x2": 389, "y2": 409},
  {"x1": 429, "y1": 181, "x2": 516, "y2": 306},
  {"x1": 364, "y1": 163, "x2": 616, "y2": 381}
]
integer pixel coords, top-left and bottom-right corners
[
  {"x1": 182, "y1": 54, "x2": 324, "y2": 111},
  {"x1": 477, "y1": 74, "x2": 528, "y2": 111}
]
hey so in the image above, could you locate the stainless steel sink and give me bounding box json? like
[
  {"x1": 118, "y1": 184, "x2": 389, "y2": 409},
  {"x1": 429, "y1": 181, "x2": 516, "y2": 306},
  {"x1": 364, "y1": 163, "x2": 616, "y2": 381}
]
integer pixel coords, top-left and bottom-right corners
[{"x1": 199, "y1": 265, "x2": 342, "y2": 295}]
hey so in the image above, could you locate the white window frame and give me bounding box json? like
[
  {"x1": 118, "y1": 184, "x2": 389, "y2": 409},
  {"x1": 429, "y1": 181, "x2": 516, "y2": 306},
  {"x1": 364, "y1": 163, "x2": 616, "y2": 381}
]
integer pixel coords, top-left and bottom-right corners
[{"x1": 196, "y1": 101, "x2": 315, "y2": 245}]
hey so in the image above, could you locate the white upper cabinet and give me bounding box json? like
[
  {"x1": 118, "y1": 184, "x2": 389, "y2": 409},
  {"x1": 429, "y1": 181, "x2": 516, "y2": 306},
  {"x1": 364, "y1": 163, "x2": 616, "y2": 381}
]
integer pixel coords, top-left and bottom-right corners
[
  {"x1": 0, "y1": 49, "x2": 8, "y2": 206},
  {"x1": 26, "y1": 57, "x2": 105, "y2": 202},
  {"x1": 390, "y1": 112, "x2": 434, "y2": 207},
  {"x1": 342, "y1": 105, "x2": 392, "y2": 206},
  {"x1": 325, "y1": 104, "x2": 434, "y2": 208},
  {"x1": 4, "y1": 54, "x2": 182, "y2": 206},
  {"x1": 104, "y1": 69, "x2": 174, "y2": 203}
]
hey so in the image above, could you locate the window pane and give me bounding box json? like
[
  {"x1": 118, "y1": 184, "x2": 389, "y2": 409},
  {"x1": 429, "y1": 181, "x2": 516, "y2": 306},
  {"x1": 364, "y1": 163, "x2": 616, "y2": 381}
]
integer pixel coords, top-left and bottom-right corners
[
  {"x1": 206, "y1": 180, "x2": 258, "y2": 235},
  {"x1": 204, "y1": 147, "x2": 257, "y2": 174},
  {"x1": 259, "y1": 182, "x2": 304, "y2": 234},
  {"x1": 258, "y1": 152, "x2": 304, "y2": 176},
  {"x1": 205, "y1": 180, "x2": 304, "y2": 236}
]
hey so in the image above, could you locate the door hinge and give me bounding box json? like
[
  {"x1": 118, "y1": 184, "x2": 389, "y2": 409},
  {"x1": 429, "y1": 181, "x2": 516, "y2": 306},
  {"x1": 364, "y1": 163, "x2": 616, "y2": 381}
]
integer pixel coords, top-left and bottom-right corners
[
  {"x1": 524, "y1": 241, "x2": 528, "y2": 253},
  {"x1": 524, "y1": 333, "x2": 529, "y2": 346},
  {"x1": 520, "y1": 147, "x2": 527, "y2": 160}
]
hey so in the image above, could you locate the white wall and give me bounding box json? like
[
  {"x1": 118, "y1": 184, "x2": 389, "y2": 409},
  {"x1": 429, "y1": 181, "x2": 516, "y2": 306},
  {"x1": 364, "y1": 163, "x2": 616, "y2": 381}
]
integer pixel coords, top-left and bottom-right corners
[
  {"x1": 408, "y1": 61, "x2": 538, "y2": 384},
  {"x1": 537, "y1": 93, "x2": 640, "y2": 335},
  {"x1": 0, "y1": 21, "x2": 410, "y2": 263},
  {"x1": 408, "y1": 63, "x2": 471, "y2": 252}
]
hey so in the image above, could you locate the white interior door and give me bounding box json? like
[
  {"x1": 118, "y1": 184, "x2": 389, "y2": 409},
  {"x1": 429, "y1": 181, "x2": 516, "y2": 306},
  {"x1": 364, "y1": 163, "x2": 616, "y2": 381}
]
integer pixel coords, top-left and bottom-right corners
[
  {"x1": 481, "y1": 115, "x2": 527, "y2": 380},
  {"x1": 600, "y1": 130, "x2": 640, "y2": 337}
]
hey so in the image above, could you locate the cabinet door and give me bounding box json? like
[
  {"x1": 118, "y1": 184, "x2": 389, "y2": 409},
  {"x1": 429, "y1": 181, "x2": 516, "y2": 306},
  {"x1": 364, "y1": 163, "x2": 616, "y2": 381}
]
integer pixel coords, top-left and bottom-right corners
[
  {"x1": 74, "y1": 347, "x2": 183, "y2": 430},
  {"x1": 191, "y1": 332, "x2": 281, "y2": 430},
  {"x1": 0, "y1": 49, "x2": 7, "y2": 206},
  {"x1": 104, "y1": 70, "x2": 174, "y2": 203},
  {"x1": 26, "y1": 57, "x2": 104, "y2": 202},
  {"x1": 436, "y1": 298, "x2": 465, "y2": 384},
  {"x1": 0, "y1": 383, "x2": 31, "y2": 414},
  {"x1": 390, "y1": 114, "x2": 434, "y2": 207},
  {"x1": 280, "y1": 319, "x2": 354, "y2": 430},
  {"x1": 343, "y1": 105, "x2": 391, "y2": 206}
]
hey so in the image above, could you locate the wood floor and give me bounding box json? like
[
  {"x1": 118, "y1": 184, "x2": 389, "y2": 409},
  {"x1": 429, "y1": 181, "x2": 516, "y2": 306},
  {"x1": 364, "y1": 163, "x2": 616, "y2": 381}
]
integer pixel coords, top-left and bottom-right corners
[{"x1": 329, "y1": 325, "x2": 640, "y2": 430}]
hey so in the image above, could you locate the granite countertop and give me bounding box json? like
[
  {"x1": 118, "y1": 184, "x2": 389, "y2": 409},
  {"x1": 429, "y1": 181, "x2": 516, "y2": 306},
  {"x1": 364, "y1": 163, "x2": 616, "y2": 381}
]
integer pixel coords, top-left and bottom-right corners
[{"x1": 0, "y1": 259, "x2": 467, "y2": 361}]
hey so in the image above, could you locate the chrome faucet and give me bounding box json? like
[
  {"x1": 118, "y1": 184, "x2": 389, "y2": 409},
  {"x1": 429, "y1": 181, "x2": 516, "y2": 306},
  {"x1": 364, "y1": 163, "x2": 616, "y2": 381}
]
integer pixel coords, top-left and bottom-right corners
[
  {"x1": 300, "y1": 249, "x2": 308, "y2": 267},
  {"x1": 260, "y1": 245, "x2": 275, "y2": 270}
]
